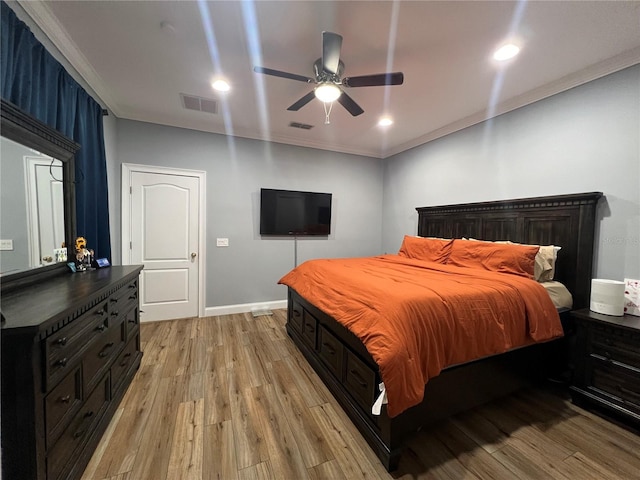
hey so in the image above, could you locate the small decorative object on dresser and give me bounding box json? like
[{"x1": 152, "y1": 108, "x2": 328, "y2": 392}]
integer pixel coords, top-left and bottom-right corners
[
  {"x1": 590, "y1": 279, "x2": 625, "y2": 316},
  {"x1": 624, "y1": 278, "x2": 640, "y2": 316},
  {"x1": 570, "y1": 308, "x2": 640, "y2": 427}
]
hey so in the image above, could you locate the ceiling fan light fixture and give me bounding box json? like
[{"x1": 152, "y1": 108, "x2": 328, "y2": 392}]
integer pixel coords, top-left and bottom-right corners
[{"x1": 314, "y1": 83, "x2": 341, "y2": 103}]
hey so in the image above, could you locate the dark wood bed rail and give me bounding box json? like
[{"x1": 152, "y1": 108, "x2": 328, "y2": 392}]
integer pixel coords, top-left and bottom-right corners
[{"x1": 417, "y1": 192, "x2": 603, "y2": 309}]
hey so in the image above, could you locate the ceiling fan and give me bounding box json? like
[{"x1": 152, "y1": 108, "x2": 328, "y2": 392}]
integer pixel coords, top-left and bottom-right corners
[{"x1": 253, "y1": 31, "x2": 404, "y2": 117}]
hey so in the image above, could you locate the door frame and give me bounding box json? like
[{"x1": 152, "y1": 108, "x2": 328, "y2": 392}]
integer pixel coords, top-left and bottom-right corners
[{"x1": 121, "y1": 163, "x2": 206, "y2": 318}]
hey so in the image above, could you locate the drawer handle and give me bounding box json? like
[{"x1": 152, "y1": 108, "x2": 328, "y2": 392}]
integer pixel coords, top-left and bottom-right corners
[
  {"x1": 306, "y1": 325, "x2": 315, "y2": 333},
  {"x1": 111, "y1": 311, "x2": 120, "y2": 316},
  {"x1": 95, "y1": 309, "x2": 105, "y2": 316},
  {"x1": 128, "y1": 284, "x2": 136, "y2": 289},
  {"x1": 55, "y1": 337, "x2": 68, "y2": 346},
  {"x1": 349, "y1": 369, "x2": 368, "y2": 388},
  {"x1": 96, "y1": 324, "x2": 107, "y2": 332},
  {"x1": 55, "y1": 358, "x2": 68, "y2": 368},
  {"x1": 129, "y1": 295, "x2": 137, "y2": 300},
  {"x1": 110, "y1": 298, "x2": 119, "y2": 303},
  {"x1": 99, "y1": 342, "x2": 115, "y2": 358},
  {"x1": 128, "y1": 319, "x2": 137, "y2": 324},
  {"x1": 322, "y1": 342, "x2": 336, "y2": 355},
  {"x1": 120, "y1": 352, "x2": 132, "y2": 367},
  {"x1": 60, "y1": 395, "x2": 71, "y2": 404},
  {"x1": 72, "y1": 411, "x2": 95, "y2": 438},
  {"x1": 293, "y1": 309, "x2": 301, "y2": 318}
]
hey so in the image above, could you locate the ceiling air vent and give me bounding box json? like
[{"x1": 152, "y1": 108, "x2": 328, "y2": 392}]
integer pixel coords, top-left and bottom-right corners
[
  {"x1": 180, "y1": 93, "x2": 218, "y2": 114},
  {"x1": 289, "y1": 121, "x2": 314, "y2": 130}
]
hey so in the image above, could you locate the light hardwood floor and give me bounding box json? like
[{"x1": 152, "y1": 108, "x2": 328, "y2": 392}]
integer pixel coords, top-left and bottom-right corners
[{"x1": 81, "y1": 310, "x2": 640, "y2": 480}]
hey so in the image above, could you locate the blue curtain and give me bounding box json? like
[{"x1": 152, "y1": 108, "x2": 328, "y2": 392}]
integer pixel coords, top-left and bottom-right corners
[{"x1": 1, "y1": 1, "x2": 111, "y2": 261}]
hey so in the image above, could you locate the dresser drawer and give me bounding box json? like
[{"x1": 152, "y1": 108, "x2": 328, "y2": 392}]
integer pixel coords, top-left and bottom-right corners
[
  {"x1": 45, "y1": 365, "x2": 82, "y2": 449},
  {"x1": 590, "y1": 359, "x2": 640, "y2": 414},
  {"x1": 45, "y1": 302, "x2": 109, "y2": 391},
  {"x1": 318, "y1": 325, "x2": 344, "y2": 380},
  {"x1": 345, "y1": 350, "x2": 377, "y2": 413},
  {"x1": 590, "y1": 324, "x2": 640, "y2": 369},
  {"x1": 83, "y1": 316, "x2": 126, "y2": 393},
  {"x1": 112, "y1": 332, "x2": 139, "y2": 393},
  {"x1": 47, "y1": 373, "x2": 110, "y2": 480},
  {"x1": 109, "y1": 278, "x2": 139, "y2": 310},
  {"x1": 124, "y1": 307, "x2": 140, "y2": 341}
]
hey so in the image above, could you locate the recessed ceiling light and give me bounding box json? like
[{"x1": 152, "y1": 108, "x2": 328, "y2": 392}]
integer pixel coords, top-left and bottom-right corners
[
  {"x1": 493, "y1": 44, "x2": 520, "y2": 61},
  {"x1": 378, "y1": 117, "x2": 393, "y2": 127},
  {"x1": 212, "y1": 79, "x2": 231, "y2": 92}
]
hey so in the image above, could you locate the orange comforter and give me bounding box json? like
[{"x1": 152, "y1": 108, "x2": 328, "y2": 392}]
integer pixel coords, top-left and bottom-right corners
[{"x1": 278, "y1": 255, "x2": 563, "y2": 417}]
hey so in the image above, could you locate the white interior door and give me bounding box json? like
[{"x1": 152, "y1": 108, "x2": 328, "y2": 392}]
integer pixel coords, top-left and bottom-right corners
[
  {"x1": 125, "y1": 168, "x2": 203, "y2": 322},
  {"x1": 26, "y1": 157, "x2": 64, "y2": 266}
]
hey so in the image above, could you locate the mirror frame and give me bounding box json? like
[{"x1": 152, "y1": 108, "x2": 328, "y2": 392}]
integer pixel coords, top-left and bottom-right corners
[{"x1": 1, "y1": 98, "x2": 79, "y2": 291}]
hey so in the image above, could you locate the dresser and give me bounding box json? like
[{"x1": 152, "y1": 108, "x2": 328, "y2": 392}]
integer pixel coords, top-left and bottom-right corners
[
  {"x1": 570, "y1": 308, "x2": 640, "y2": 427},
  {"x1": 1, "y1": 265, "x2": 143, "y2": 480}
]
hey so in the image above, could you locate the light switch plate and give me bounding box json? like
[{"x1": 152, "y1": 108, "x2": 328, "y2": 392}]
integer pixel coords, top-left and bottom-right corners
[
  {"x1": 0, "y1": 239, "x2": 13, "y2": 251},
  {"x1": 216, "y1": 238, "x2": 229, "y2": 247}
]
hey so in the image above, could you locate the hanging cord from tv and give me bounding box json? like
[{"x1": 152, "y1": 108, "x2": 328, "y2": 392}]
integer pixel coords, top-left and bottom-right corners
[{"x1": 294, "y1": 235, "x2": 298, "y2": 268}]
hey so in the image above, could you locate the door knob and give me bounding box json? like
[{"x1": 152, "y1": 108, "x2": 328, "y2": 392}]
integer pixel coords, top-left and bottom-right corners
[
  {"x1": 42, "y1": 256, "x2": 53, "y2": 262},
  {"x1": 191, "y1": 252, "x2": 197, "y2": 258}
]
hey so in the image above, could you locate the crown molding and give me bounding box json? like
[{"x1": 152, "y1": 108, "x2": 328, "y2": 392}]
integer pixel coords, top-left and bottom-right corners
[
  {"x1": 118, "y1": 110, "x2": 386, "y2": 159},
  {"x1": 385, "y1": 47, "x2": 640, "y2": 159}
]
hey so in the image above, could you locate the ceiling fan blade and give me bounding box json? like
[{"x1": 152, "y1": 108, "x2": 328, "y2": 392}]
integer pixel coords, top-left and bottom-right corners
[
  {"x1": 343, "y1": 72, "x2": 404, "y2": 87},
  {"x1": 322, "y1": 31, "x2": 343, "y2": 75},
  {"x1": 253, "y1": 66, "x2": 314, "y2": 83},
  {"x1": 337, "y1": 91, "x2": 364, "y2": 116},
  {"x1": 287, "y1": 91, "x2": 316, "y2": 111}
]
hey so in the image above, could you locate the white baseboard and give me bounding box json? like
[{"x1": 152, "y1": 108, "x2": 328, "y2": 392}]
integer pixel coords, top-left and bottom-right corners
[{"x1": 204, "y1": 299, "x2": 287, "y2": 317}]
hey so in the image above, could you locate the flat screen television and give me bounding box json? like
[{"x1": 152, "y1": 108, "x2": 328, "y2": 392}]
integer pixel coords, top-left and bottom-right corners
[{"x1": 260, "y1": 188, "x2": 332, "y2": 236}]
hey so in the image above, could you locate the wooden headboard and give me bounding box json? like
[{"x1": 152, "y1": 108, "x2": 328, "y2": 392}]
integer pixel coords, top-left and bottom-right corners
[{"x1": 416, "y1": 192, "x2": 603, "y2": 310}]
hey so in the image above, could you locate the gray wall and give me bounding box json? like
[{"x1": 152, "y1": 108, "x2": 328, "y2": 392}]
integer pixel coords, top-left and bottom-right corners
[
  {"x1": 0, "y1": 138, "x2": 30, "y2": 274},
  {"x1": 114, "y1": 120, "x2": 384, "y2": 306},
  {"x1": 382, "y1": 65, "x2": 640, "y2": 281}
]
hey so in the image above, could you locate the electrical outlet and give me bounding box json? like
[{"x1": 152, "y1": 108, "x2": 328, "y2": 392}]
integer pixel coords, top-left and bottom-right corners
[
  {"x1": 216, "y1": 238, "x2": 229, "y2": 247},
  {"x1": 0, "y1": 239, "x2": 13, "y2": 251}
]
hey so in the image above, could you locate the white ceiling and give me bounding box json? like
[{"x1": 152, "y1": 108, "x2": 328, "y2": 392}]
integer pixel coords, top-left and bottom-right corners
[{"x1": 19, "y1": 1, "x2": 640, "y2": 159}]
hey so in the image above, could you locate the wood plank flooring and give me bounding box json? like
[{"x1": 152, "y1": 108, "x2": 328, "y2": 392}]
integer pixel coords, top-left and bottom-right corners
[{"x1": 81, "y1": 310, "x2": 640, "y2": 480}]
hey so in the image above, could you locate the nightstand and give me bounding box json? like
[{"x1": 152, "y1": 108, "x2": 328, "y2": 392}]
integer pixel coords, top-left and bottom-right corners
[{"x1": 570, "y1": 308, "x2": 640, "y2": 427}]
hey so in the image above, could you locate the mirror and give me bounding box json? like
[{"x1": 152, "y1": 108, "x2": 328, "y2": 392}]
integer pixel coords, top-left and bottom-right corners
[{"x1": 0, "y1": 99, "x2": 79, "y2": 288}]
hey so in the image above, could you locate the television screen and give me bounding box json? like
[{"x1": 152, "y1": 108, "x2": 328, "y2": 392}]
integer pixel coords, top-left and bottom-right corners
[{"x1": 260, "y1": 188, "x2": 332, "y2": 236}]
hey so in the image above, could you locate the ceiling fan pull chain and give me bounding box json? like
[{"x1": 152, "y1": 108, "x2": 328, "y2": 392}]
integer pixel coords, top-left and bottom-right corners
[{"x1": 324, "y1": 101, "x2": 333, "y2": 125}]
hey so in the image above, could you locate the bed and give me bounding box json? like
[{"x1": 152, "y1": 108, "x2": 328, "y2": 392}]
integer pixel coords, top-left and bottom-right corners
[{"x1": 280, "y1": 192, "x2": 603, "y2": 471}]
